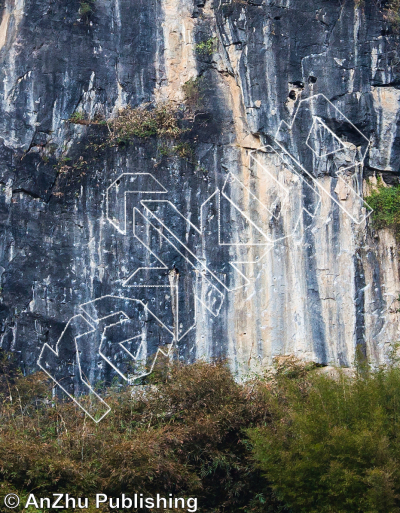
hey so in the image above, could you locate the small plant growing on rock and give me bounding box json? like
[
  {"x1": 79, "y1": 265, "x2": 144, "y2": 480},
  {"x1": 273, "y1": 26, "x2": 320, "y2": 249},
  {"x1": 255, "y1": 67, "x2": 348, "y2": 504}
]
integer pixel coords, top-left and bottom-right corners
[
  {"x1": 195, "y1": 37, "x2": 217, "y2": 56},
  {"x1": 79, "y1": 0, "x2": 95, "y2": 19},
  {"x1": 174, "y1": 142, "x2": 193, "y2": 159},
  {"x1": 69, "y1": 112, "x2": 86, "y2": 124},
  {"x1": 159, "y1": 142, "x2": 194, "y2": 160}
]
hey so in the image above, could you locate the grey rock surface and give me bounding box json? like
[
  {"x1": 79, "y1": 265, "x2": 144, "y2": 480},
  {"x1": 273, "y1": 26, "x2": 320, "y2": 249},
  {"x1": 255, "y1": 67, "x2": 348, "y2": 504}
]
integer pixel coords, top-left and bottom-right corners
[{"x1": 0, "y1": 0, "x2": 399, "y2": 396}]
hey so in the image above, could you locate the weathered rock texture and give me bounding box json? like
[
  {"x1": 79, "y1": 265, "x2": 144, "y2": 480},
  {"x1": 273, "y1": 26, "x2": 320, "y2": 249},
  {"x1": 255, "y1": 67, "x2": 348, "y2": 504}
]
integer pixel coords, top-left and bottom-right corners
[{"x1": 0, "y1": 0, "x2": 399, "y2": 390}]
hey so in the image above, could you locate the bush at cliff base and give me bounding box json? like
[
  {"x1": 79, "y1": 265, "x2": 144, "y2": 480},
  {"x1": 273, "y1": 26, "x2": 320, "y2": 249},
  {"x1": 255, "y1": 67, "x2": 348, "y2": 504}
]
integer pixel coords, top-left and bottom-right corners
[
  {"x1": 248, "y1": 355, "x2": 400, "y2": 513},
  {"x1": 0, "y1": 353, "x2": 277, "y2": 513},
  {"x1": 2, "y1": 351, "x2": 400, "y2": 512}
]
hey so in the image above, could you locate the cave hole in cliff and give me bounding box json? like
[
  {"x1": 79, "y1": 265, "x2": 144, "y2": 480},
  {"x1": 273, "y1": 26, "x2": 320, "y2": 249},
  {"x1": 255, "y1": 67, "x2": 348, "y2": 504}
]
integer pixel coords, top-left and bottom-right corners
[{"x1": 289, "y1": 81, "x2": 304, "y2": 89}]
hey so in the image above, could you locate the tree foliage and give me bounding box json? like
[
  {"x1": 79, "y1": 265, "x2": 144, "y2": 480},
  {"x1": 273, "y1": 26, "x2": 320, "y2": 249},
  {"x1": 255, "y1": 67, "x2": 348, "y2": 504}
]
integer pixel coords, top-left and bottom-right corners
[
  {"x1": 2, "y1": 352, "x2": 400, "y2": 512},
  {"x1": 0, "y1": 356, "x2": 276, "y2": 512},
  {"x1": 366, "y1": 181, "x2": 400, "y2": 238},
  {"x1": 248, "y1": 360, "x2": 400, "y2": 513}
]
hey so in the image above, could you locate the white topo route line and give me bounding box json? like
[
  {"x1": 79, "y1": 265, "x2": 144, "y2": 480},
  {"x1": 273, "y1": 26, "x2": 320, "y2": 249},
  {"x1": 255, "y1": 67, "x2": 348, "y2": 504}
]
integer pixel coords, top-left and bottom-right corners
[{"x1": 38, "y1": 93, "x2": 373, "y2": 421}]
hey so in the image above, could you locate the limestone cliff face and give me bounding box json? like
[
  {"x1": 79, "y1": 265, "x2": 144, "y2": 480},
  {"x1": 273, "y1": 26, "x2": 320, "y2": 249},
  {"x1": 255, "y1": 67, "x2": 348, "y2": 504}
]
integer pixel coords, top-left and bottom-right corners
[{"x1": 0, "y1": 0, "x2": 399, "y2": 388}]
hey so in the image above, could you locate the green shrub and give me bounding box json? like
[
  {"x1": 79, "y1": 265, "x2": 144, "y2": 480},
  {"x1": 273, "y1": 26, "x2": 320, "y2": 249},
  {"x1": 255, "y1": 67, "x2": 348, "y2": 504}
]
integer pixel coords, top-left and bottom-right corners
[
  {"x1": 79, "y1": 0, "x2": 94, "y2": 17},
  {"x1": 195, "y1": 37, "x2": 217, "y2": 56},
  {"x1": 69, "y1": 111, "x2": 86, "y2": 124},
  {"x1": 365, "y1": 181, "x2": 400, "y2": 238},
  {"x1": 248, "y1": 362, "x2": 400, "y2": 513}
]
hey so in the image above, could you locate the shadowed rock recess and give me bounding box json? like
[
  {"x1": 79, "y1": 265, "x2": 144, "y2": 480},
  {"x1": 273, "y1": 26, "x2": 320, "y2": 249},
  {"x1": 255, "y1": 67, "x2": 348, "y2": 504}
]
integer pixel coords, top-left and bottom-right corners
[{"x1": 0, "y1": 0, "x2": 399, "y2": 392}]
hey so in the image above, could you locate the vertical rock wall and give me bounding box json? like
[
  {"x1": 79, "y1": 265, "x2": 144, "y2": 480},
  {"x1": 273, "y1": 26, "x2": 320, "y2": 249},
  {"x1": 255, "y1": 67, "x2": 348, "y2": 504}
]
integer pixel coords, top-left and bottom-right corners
[{"x1": 0, "y1": 0, "x2": 399, "y2": 389}]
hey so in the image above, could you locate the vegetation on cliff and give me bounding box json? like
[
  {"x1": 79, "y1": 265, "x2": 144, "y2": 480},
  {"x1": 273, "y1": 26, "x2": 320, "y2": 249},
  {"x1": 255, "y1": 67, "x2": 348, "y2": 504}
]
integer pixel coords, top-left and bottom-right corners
[
  {"x1": 2, "y1": 352, "x2": 400, "y2": 512},
  {"x1": 366, "y1": 180, "x2": 400, "y2": 238},
  {"x1": 67, "y1": 98, "x2": 202, "y2": 165},
  {"x1": 195, "y1": 38, "x2": 217, "y2": 56},
  {"x1": 107, "y1": 103, "x2": 185, "y2": 144},
  {"x1": 79, "y1": 0, "x2": 95, "y2": 21}
]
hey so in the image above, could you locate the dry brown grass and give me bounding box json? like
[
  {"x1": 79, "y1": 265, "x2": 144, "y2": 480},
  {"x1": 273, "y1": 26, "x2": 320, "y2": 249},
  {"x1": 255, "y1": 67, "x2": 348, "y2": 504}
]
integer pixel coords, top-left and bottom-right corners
[
  {"x1": 107, "y1": 102, "x2": 185, "y2": 144},
  {"x1": 0, "y1": 355, "x2": 272, "y2": 512}
]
